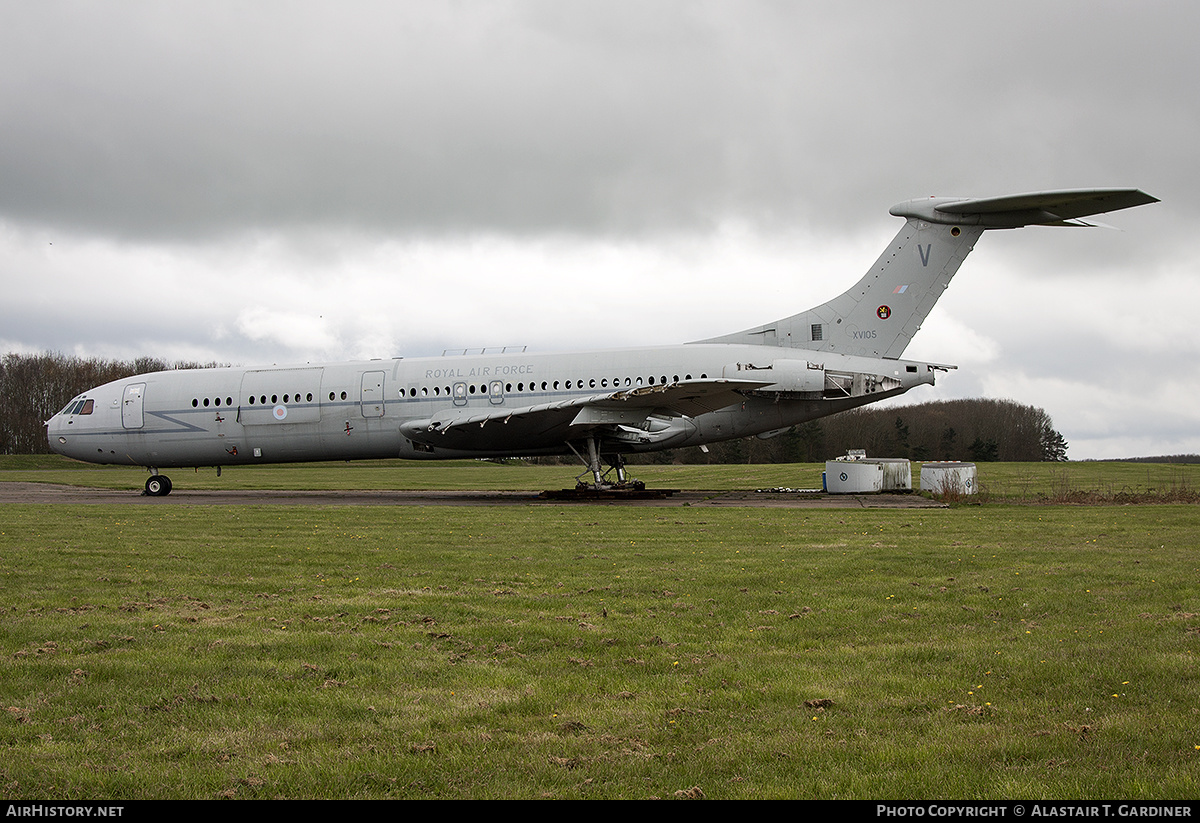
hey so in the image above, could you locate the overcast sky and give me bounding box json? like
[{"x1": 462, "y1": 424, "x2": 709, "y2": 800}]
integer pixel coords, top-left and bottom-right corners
[{"x1": 2, "y1": 1, "x2": 1196, "y2": 459}]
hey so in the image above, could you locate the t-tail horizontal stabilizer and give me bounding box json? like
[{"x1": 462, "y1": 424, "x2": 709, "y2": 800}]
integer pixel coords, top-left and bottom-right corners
[
  {"x1": 697, "y1": 188, "x2": 1157, "y2": 359},
  {"x1": 890, "y1": 188, "x2": 1159, "y2": 228}
]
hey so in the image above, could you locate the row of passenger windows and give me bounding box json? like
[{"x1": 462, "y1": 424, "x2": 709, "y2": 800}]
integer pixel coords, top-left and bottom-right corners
[
  {"x1": 189, "y1": 374, "x2": 707, "y2": 409},
  {"x1": 403, "y1": 373, "x2": 705, "y2": 398},
  {"x1": 192, "y1": 392, "x2": 317, "y2": 408}
]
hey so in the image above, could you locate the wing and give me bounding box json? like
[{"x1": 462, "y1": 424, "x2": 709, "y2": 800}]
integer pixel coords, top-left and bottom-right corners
[{"x1": 398, "y1": 378, "x2": 770, "y2": 453}]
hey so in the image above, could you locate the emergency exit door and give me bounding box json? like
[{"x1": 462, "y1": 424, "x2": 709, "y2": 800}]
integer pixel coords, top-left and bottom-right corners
[{"x1": 360, "y1": 371, "x2": 385, "y2": 418}]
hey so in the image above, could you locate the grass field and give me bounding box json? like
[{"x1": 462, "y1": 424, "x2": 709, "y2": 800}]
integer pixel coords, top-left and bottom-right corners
[
  {"x1": 2, "y1": 457, "x2": 1199, "y2": 799},
  {"x1": 2, "y1": 454, "x2": 1199, "y2": 501}
]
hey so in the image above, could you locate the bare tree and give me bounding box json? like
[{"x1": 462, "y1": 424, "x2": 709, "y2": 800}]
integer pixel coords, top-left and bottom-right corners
[{"x1": 1, "y1": 353, "x2": 222, "y2": 454}]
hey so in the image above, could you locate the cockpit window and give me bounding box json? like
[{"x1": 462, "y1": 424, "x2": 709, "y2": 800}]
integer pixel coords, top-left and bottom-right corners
[{"x1": 63, "y1": 398, "x2": 95, "y2": 416}]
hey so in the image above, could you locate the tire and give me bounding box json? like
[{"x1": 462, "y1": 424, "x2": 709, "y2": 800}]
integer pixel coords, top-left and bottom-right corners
[{"x1": 145, "y1": 475, "x2": 172, "y2": 496}]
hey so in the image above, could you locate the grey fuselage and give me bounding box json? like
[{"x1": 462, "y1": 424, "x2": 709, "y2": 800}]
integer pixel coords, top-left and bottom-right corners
[{"x1": 46, "y1": 343, "x2": 935, "y2": 469}]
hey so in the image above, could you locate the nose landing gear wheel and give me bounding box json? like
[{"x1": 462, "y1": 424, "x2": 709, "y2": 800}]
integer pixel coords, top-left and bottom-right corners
[{"x1": 144, "y1": 475, "x2": 173, "y2": 496}]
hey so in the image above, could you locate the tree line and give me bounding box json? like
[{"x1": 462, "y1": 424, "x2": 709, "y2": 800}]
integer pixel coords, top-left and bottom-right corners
[
  {"x1": 626, "y1": 397, "x2": 1069, "y2": 465},
  {"x1": 823, "y1": 397, "x2": 1068, "y2": 462},
  {"x1": 2, "y1": 352, "x2": 1067, "y2": 461},
  {"x1": 0, "y1": 352, "x2": 220, "y2": 454}
]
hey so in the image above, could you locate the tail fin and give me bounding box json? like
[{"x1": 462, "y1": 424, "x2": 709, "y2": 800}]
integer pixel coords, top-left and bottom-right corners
[{"x1": 697, "y1": 188, "x2": 1157, "y2": 359}]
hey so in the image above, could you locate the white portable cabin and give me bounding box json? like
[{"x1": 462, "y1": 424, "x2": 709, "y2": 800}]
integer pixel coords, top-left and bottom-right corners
[
  {"x1": 825, "y1": 460, "x2": 883, "y2": 493},
  {"x1": 919, "y1": 462, "x2": 978, "y2": 495},
  {"x1": 867, "y1": 458, "x2": 912, "y2": 492},
  {"x1": 824, "y1": 453, "x2": 912, "y2": 494}
]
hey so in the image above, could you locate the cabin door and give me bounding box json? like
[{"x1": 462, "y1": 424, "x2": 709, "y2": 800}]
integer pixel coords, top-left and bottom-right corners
[
  {"x1": 361, "y1": 371, "x2": 385, "y2": 418},
  {"x1": 121, "y1": 383, "x2": 145, "y2": 429}
]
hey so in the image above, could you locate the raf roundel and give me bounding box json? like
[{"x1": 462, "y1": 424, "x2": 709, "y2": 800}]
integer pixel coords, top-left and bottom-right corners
[{"x1": 272, "y1": 405, "x2": 288, "y2": 421}]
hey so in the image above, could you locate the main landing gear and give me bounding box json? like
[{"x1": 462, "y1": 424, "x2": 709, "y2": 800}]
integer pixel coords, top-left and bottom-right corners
[
  {"x1": 144, "y1": 473, "x2": 172, "y2": 497},
  {"x1": 539, "y1": 436, "x2": 675, "y2": 500},
  {"x1": 570, "y1": 435, "x2": 641, "y2": 490}
]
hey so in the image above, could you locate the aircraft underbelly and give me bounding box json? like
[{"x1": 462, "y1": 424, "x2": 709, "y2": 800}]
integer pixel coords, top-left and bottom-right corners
[
  {"x1": 402, "y1": 395, "x2": 829, "y2": 456},
  {"x1": 403, "y1": 411, "x2": 579, "y2": 453}
]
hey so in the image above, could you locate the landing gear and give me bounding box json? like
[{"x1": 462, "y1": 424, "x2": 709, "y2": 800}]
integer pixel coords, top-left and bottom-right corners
[
  {"x1": 568, "y1": 435, "x2": 642, "y2": 491},
  {"x1": 539, "y1": 436, "x2": 672, "y2": 500},
  {"x1": 144, "y1": 474, "x2": 172, "y2": 497}
]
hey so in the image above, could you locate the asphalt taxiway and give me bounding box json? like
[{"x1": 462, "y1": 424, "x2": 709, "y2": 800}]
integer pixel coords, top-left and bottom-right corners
[{"x1": 0, "y1": 482, "x2": 946, "y2": 508}]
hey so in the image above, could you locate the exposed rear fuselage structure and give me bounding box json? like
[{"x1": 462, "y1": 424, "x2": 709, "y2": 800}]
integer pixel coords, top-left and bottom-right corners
[{"x1": 46, "y1": 189, "x2": 1157, "y2": 494}]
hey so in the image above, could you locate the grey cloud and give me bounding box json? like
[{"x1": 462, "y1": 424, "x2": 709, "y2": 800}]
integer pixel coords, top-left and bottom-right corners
[{"x1": 2, "y1": 1, "x2": 1196, "y2": 245}]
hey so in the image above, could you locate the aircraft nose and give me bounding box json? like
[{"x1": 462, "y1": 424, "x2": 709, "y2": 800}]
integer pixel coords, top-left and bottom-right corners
[
  {"x1": 46, "y1": 414, "x2": 68, "y2": 455},
  {"x1": 45, "y1": 407, "x2": 87, "y2": 457}
]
